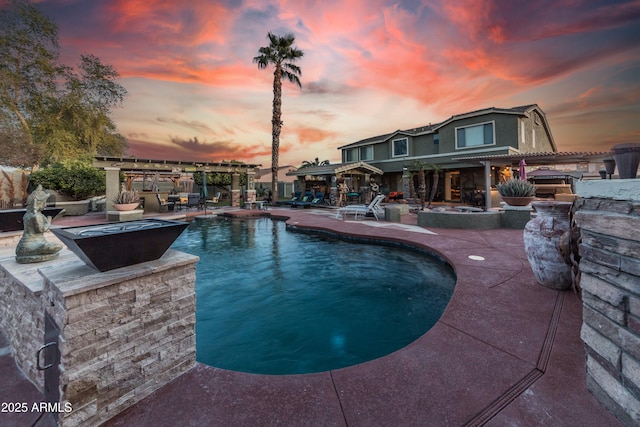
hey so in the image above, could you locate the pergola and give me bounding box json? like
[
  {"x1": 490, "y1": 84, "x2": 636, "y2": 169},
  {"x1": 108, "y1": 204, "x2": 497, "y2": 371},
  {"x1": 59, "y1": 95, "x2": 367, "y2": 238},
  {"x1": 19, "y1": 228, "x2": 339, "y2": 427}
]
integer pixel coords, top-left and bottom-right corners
[
  {"x1": 452, "y1": 151, "x2": 611, "y2": 209},
  {"x1": 93, "y1": 156, "x2": 261, "y2": 210},
  {"x1": 286, "y1": 161, "x2": 384, "y2": 204}
]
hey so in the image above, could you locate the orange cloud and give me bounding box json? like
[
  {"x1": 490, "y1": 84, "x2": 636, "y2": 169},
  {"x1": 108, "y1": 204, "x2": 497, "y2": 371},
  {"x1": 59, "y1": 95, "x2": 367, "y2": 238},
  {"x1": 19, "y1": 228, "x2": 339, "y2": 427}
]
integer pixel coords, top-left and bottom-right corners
[{"x1": 291, "y1": 126, "x2": 339, "y2": 145}]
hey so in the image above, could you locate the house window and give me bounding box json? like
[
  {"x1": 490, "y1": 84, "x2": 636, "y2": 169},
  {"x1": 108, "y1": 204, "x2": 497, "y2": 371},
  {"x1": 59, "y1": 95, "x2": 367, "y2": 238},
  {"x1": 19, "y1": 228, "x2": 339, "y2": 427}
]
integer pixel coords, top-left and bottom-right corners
[
  {"x1": 359, "y1": 146, "x2": 373, "y2": 161},
  {"x1": 455, "y1": 122, "x2": 495, "y2": 149},
  {"x1": 392, "y1": 138, "x2": 408, "y2": 157},
  {"x1": 345, "y1": 149, "x2": 356, "y2": 162},
  {"x1": 433, "y1": 134, "x2": 439, "y2": 145}
]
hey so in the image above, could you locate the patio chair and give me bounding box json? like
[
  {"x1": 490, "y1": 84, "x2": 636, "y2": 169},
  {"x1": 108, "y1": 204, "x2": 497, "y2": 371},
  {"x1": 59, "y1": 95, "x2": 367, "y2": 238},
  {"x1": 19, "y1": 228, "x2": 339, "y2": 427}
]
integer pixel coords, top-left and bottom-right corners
[
  {"x1": 186, "y1": 193, "x2": 200, "y2": 210},
  {"x1": 206, "y1": 192, "x2": 221, "y2": 209},
  {"x1": 335, "y1": 194, "x2": 385, "y2": 220},
  {"x1": 156, "y1": 194, "x2": 174, "y2": 213}
]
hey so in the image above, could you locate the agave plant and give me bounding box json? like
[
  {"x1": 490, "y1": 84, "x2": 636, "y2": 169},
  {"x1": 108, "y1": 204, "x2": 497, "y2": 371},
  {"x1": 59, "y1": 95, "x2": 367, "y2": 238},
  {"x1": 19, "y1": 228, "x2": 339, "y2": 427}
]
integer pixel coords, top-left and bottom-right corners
[
  {"x1": 496, "y1": 179, "x2": 536, "y2": 197},
  {"x1": 113, "y1": 189, "x2": 139, "y2": 204}
]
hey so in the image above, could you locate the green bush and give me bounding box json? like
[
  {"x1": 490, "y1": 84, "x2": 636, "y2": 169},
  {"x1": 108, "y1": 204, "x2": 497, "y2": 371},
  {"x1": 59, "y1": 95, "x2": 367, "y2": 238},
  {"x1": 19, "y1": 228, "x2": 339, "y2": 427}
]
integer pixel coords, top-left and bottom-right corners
[{"x1": 30, "y1": 160, "x2": 105, "y2": 200}]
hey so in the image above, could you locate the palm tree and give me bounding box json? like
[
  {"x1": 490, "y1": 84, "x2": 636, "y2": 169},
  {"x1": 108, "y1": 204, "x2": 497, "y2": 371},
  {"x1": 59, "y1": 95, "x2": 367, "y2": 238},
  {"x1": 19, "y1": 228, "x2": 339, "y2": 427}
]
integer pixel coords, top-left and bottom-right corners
[
  {"x1": 254, "y1": 32, "x2": 303, "y2": 203},
  {"x1": 426, "y1": 163, "x2": 441, "y2": 208},
  {"x1": 300, "y1": 157, "x2": 330, "y2": 169}
]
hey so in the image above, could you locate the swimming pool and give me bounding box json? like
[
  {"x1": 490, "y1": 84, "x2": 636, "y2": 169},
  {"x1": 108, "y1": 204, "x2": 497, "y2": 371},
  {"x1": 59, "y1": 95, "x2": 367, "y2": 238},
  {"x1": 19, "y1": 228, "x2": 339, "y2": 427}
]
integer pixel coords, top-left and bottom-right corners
[{"x1": 171, "y1": 217, "x2": 456, "y2": 375}]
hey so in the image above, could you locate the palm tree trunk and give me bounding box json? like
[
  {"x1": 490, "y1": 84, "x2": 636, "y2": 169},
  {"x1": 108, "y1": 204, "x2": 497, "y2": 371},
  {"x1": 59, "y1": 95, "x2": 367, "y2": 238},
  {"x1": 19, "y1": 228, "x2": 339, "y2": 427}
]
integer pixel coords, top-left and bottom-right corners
[
  {"x1": 271, "y1": 67, "x2": 283, "y2": 203},
  {"x1": 418, "y1": 169, "x2": 426, "y2": 209},
  {"x1": 428, "y1": 171, "x2": 439, "y2": 207}
]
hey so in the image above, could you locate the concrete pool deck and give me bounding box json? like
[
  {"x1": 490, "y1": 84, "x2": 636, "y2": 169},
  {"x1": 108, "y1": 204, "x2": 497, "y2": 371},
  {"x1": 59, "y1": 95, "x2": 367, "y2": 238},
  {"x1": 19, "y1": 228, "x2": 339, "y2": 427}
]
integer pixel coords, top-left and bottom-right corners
[{"x1": 1, "y1": 207, "x2": 624, "y2": 426}]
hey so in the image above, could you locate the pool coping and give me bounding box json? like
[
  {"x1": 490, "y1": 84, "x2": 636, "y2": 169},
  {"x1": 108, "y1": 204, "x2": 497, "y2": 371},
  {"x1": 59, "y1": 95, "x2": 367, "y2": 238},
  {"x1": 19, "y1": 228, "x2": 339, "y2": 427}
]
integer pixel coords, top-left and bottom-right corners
[{"x1": 1, "y1": 208, "x2": 623, "y2": 426}]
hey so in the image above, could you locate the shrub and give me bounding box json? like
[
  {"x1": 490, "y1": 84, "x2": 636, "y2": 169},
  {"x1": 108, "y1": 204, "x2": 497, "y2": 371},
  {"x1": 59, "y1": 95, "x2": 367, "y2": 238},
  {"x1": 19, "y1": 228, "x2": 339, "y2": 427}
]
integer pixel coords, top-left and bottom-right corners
[
  {"x1": 30, "y1": 160, "x2": 105, "y2": 200},
  {"x1": 113, "y1": 189, "x2": 139, "y2": 204},
  {"x1": 496, "y1": 179, "x2": 536, "y2": 197}
]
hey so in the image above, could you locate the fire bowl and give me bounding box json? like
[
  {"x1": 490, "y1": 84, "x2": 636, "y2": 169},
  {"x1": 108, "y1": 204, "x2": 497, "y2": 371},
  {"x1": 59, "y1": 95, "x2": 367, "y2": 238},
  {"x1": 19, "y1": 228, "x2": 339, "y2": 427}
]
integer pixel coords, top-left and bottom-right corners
[
  {"x1": 50, "y1": 219, "x2": 188, "y2": 271},
  {"x1": 1, "y1": 208, "x2": 64, "y2": 233}
]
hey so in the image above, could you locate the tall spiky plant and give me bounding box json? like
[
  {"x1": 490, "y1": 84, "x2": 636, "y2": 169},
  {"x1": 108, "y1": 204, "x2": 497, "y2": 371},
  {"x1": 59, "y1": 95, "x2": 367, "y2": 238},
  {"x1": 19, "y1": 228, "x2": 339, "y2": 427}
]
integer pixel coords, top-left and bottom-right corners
[{"x1": 253, "y1": 32, "x2": 303, "y2": 203}]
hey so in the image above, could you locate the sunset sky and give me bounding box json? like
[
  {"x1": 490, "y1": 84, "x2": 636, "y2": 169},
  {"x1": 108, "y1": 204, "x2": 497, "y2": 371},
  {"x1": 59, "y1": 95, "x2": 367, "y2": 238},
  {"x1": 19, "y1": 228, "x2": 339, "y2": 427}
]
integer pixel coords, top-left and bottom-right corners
[{"x1": 34, "y1": 0, "x2": 640, "y2": 167}]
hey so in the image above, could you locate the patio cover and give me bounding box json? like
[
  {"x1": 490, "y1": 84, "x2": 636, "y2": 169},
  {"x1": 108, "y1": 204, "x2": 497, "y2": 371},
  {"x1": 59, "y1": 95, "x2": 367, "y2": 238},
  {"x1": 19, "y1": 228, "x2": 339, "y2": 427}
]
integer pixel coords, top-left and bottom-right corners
[{"x1": 286, "y1": 161, "x2": 383, "y2": 177}]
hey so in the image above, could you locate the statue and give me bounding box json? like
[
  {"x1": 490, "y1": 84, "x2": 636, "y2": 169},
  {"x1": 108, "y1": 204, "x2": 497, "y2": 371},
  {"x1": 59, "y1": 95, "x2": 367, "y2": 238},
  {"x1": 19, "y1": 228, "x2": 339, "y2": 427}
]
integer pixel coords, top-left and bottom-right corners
[{"x1": 15, "y1": 185, "x2": 63, "y2": 264}]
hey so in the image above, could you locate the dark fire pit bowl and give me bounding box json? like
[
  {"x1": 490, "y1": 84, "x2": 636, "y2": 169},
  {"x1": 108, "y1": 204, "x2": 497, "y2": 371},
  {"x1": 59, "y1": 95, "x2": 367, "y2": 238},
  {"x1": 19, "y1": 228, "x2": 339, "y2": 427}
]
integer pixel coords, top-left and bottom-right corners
[
  {"x1": 1, "y1": 208, "x2": 64, "y2": 232},
  {"x1": 50, "y1": 219, "x2": 189, "y2": 272}
]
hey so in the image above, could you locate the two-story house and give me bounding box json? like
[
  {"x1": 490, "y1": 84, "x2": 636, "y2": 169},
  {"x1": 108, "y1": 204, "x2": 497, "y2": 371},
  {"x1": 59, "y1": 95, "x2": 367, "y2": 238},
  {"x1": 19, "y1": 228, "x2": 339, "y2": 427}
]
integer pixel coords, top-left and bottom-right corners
[{"x1": 337, "y1": 104, "x2": 556, "y2": 202}]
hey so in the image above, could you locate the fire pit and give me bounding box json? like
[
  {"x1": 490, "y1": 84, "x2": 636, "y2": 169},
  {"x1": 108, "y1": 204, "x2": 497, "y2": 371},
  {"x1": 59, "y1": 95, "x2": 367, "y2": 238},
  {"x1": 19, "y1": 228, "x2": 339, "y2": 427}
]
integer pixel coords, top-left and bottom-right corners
[
  {"x1": 0, "y1": 207, "x2": 64, "y2": 232},
  {"x1": 50, "y1": 219, "x2": 188, "y2": 271}
]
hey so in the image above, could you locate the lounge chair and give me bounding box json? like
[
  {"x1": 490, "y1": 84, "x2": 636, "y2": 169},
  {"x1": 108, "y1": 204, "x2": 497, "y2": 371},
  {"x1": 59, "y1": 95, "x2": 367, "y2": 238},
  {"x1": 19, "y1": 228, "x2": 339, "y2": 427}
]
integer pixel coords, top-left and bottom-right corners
[
  {"x1": 292, "y1": 192, "x2": 325, "y2": 208},
  {"x1": 277, "y1": 192, "x2": 301, "y2": 206},
  {"x1": 335, "y1": 194, "x2": 385, "y2": 220},
  {"x1": 289, "y1": 191, "x2": 313, "y2": 208}
]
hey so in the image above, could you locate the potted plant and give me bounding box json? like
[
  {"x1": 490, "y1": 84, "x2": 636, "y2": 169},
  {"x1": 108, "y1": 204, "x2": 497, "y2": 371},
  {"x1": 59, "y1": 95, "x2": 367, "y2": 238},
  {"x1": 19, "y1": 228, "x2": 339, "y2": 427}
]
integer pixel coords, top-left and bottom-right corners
[
  {"x1": 497, "y1": 179, "x2": 536, "y2": 206},
  {"x1": 113, "y1": 189, "x2": 140, "y2": 211}
]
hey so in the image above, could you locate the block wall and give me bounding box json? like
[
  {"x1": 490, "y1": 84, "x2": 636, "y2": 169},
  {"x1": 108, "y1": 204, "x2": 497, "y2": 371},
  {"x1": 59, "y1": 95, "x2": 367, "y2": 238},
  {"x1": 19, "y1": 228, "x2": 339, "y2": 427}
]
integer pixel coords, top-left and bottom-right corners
[
  {"x1": 41, "y1": 253, "x2": 198, "y2": 427},
  {"x1": 574, "y1": 181, "x2": 640, "y2": 426},
  {"x1": 0, "y1": 259, "x2": 45, "y2": 390}
]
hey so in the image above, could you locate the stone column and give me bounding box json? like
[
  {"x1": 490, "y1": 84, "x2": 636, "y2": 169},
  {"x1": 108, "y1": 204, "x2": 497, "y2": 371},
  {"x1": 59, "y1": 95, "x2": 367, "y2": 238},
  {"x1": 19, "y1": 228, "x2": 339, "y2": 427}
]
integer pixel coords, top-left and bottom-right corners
[
  {"x1": 231, "y1": 173, "x2": 241, "y2": 207},
  {"x1": 245, "y1": 171, "x2": 256, "y2": 203},
  {"x1": 574, "y1": 180, "x2": 640, "y2": 426},
  {"x1": 330, "y1": 175, "x2": 337, "y2": 206},
  {"x1": 402, "y1": 167, "x2": 411, "y2": 198},
  {"x1": 104, "y1": 167, "x2": 121, "y2": 213}
]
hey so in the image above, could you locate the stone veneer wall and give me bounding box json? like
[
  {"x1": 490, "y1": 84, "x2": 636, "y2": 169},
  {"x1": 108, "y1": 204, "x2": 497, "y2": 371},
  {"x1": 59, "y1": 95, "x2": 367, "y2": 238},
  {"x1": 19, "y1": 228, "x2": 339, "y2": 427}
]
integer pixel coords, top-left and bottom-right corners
[
  {"x1": 0, "y1": 245, "x2": 198, "y2": 427},
  {"x1": 574, "y1": 180, "x2": 640, "y2": 426},
  {"x1": 0, "y1": 250, "x2": 47, "y2": 389}
]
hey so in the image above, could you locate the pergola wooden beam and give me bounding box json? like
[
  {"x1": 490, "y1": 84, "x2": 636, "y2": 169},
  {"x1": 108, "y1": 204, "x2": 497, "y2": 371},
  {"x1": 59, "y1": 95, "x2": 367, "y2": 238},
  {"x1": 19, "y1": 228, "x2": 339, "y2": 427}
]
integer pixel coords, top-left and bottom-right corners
[{"x1": 93, "y1": 156, "x2": 261, "y2": 174}]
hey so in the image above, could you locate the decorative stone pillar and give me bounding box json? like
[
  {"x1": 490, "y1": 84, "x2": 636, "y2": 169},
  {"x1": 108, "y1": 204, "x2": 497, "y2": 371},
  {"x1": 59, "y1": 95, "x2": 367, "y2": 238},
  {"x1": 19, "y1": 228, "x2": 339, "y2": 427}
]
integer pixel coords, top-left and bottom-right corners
[
  {"x1": 330, "y1": 175, "x2": 337, "y2": 206},
  {"x1": 402, "y1": 167, "x2": 411, "y2": 197},
  {"x1": 574, "y1": 180, "x2": 640, "y2": 426},
  {"x1": 104, "y1": 167, "x2": 121, "y2": 212},
  {"x1": 231, "y1": 173, "x2": 241, "y2": 207}
]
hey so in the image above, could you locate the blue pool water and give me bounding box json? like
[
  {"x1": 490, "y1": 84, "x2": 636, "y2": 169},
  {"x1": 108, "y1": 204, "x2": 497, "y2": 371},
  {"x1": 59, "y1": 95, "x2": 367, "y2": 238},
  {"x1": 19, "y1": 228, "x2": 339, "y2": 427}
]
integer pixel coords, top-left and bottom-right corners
[{"x1": 170, "y1": 217, "x2": 456, "y2": 375}]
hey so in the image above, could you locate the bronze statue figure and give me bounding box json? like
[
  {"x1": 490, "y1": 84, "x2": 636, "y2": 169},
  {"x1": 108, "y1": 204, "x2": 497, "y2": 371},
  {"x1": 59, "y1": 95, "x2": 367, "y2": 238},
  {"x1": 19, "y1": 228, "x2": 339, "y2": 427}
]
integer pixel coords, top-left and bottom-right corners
[{"x1": 15, "y1": 185, "x2": 63, "y2": 263}]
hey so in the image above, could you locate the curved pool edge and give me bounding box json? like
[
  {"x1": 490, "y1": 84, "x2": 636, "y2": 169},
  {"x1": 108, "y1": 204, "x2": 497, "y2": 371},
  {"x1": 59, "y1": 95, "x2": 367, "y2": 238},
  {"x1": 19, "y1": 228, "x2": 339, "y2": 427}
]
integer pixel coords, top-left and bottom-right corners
[{"x1": 104, "y1": 208, "x2": 615, "y2": 426}]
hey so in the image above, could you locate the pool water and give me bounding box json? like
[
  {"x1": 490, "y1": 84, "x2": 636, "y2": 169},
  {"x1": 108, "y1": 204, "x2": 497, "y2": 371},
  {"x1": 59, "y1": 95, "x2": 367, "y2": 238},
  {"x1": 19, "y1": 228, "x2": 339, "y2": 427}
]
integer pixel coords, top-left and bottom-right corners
[{"x1": 171, "y1": 217, "x2": 456, "y2": 375}]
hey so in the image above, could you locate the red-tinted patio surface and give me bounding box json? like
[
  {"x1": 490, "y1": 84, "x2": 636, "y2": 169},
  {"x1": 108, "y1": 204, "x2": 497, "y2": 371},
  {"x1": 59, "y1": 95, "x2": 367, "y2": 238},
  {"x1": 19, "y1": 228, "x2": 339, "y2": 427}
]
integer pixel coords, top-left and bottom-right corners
[{"x1": 0, "y1": 207, "x2": 624, "y2": 426}]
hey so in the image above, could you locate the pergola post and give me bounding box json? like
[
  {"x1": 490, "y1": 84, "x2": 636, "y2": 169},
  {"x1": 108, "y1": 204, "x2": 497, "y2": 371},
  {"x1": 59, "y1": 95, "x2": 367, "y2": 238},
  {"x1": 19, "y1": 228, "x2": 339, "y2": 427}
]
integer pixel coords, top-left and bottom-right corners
[
  {"x1": 231, "y1": 173, "x2": 241, "y2": 207},
  {"x1": 104, "y1": 167, "x2": 121, "y2": 213},
  {"x1": 246, "y1": 170, "x2": 256, "y2": 203},
  {"x1": 482, "y1": 161, "x2": 492, "y2": 210}
]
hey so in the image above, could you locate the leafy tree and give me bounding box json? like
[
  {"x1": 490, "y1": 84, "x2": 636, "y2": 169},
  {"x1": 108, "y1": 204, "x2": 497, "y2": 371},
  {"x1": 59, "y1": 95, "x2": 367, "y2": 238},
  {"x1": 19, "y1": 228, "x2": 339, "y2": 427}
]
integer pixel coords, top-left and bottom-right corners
[
  {"x1": 253, "y1": 32, "x2": 303, "y2": 203},
  {"x1": 299, "y1": 157, "x2": 330, "y2": 169},
  {"x1": 0, "y1": 0, "x2": 127, "y2": 167}
]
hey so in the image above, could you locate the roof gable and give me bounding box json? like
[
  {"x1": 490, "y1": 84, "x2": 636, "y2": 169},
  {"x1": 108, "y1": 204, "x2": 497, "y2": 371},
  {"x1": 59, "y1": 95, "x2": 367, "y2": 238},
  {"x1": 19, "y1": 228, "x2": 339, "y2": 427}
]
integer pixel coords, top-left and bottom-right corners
[{"x1": 337, "y1": 104, "x2": 542, "y2": 150}]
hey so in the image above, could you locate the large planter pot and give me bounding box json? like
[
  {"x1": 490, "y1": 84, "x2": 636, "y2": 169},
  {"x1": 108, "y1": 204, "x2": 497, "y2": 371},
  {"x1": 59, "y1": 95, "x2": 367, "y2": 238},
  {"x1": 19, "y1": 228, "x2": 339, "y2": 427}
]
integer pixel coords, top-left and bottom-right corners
[
  {"x1": 502, "y1": 196, "x2": 534, "y2": 206},
  {"x1": 611, "y1": 142, "x2": 640, "y2": 179},
  {"x1": 113, "y1": 203, "x2": 139, "y2": 211},
  {"x1": 55, "y1": 199, "x2": 91, "y2": 216},
  {"x1": 523, "y1": 201, "x2": 572, "y2": 290}
]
